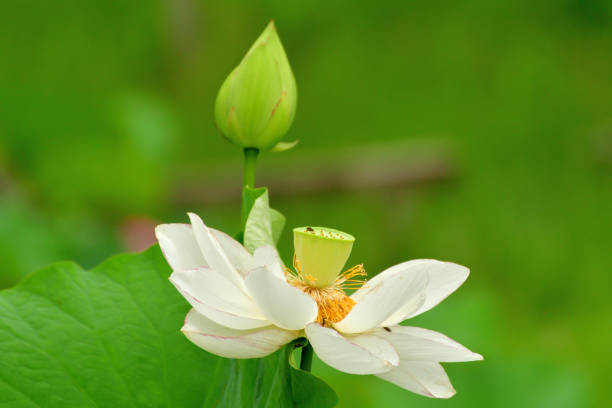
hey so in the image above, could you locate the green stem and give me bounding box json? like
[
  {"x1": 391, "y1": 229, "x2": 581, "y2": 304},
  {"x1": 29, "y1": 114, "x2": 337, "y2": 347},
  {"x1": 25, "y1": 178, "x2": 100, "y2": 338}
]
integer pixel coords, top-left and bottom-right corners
[
  {"x1": 299, "y1": 342, "x2": 314, "y2": 372},
  {"x1": 243, "y1": 148, "x2": 259, "y2": 189}
]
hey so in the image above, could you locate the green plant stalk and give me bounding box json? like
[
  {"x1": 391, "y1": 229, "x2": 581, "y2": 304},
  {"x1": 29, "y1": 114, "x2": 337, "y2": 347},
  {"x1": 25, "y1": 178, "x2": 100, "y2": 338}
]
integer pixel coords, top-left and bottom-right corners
[
  {"x1": 241, "y1": 147, "x2": 317, "y2": 373},
  {"x1": 240, "y1": 147, "x2": 260, "y2": 239},
  {"x1": 300, "y1": 342, "x2": 314, "y2": 372},
  {"x1": 243, "y1": 148, "x2": 259, "y2": 189}
]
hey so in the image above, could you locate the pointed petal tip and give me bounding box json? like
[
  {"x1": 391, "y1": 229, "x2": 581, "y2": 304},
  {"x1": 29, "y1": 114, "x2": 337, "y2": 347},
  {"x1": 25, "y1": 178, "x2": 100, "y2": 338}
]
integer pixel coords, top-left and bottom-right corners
[
  {"x1": 155, "y1": 223, "x2": 208, "y2": 272},
  {"x1": 374, "y1": 325, "x2": 483, "y2": 363},
  {"x1": 186, "y1": 212, "x2": 205, "y2": 229},
  {"x1": 377, "y1": 361, "x2": 457, "y2": 399},
  {"x1": 454, "y1": 262, "x2": 470, "y2": 279},
  {"x1": 432, "y1": 259, "x2": 469, "y2": 279},
  {"x1": 422, "y1": 258, "x2": 469, "y2": 273},
  {"x1": 335, "y1": 267, "x2": 428, "y2": 333},
  {"x1": 153, "y1": 223, "x2": 164, "y2": 236},
  {"x1": 418, "y1": 388, "x2": 455, "y2": 399},
  {"x1": 154, "y1": 224, "x2": 167, "y2": 243},
  {"x1": 393, "y1": 259, "x2": 471, "y2": 319},
  {"x1": 433, "y1": 386, "x2": 456, "y2": 399},
  {"x1": 258, "y1": 20, "x2": 278, "y2": 43},
  {"x1": 454, "y1": 349, "x2": 484, "y2": 362},
  {"x1": 154, "y1": 222, "x2": 179, "y2": 239}
]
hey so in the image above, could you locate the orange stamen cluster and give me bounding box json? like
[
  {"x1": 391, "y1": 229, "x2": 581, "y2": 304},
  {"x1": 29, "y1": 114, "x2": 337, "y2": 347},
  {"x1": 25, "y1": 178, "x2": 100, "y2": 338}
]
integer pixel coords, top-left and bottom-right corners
[{"x1": 285, "y1": 254, "x2": 367, "y2": 326}]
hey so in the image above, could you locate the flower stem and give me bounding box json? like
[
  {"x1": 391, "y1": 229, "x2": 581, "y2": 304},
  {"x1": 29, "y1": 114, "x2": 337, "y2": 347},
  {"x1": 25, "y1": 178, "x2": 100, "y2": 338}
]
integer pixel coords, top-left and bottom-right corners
[
  {"x1": 243, "y1": 148, "x2": 259, "y2": 189},
  {"x1": 299, "y1": 342, "x2": 314, "y2": 372}
]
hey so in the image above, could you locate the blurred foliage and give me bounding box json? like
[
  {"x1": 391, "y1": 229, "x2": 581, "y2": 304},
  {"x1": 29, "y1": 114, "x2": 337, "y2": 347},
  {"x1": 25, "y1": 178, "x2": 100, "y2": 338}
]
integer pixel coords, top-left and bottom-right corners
[{"x1": 0, "y1": 0, "x2": 610, "y2": 406}]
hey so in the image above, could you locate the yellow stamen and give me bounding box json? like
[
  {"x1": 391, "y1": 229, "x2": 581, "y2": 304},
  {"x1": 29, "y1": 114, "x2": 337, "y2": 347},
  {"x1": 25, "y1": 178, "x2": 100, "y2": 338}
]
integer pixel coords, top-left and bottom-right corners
[
  {"x1": 285, "y1": 253, "x2": 367, "y2": 326},
  {"x1": 334, "y1": 263, "x2": 367, "y2": 290}
]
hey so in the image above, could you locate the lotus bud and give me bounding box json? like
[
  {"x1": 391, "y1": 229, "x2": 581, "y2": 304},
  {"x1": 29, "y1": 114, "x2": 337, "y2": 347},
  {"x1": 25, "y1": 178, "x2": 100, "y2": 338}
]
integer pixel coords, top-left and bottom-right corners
[
  {"x1": 293, "y1": 227, "x2": 355, "y2": 288},
  {"x1": 215, "y1": 21, "x2": 297, "y2": 151}
]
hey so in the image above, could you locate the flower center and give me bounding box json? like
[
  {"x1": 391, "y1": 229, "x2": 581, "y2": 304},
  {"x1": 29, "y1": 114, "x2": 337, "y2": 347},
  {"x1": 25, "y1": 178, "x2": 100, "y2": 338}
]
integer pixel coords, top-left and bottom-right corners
[
  {"x1": 286, "y1": 254, "x2": 366, "y2": 327},
  {"x1": 300, "y1": 286, "x2": 356, "y2": 325}
]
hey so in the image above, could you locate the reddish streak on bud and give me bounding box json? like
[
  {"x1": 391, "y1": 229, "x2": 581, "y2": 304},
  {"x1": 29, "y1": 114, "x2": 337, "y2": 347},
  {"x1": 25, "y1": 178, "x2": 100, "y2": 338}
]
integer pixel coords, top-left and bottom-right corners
[{"x1": 270, "y1": 91, "x2": 286, "y2": 119}]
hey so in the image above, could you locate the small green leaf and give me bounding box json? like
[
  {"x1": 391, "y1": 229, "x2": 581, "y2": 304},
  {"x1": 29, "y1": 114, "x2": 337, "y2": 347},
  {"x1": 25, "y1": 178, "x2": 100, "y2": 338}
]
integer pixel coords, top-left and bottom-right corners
[
  {"x1": 271, "y1": 140, "x2": 299, "y2": 153},
  {"x1": 269, "y1": 207, "x2": 286, "y2": 245},
  {"x1": 242, "y1": 187, "x2": 287, "y2": 252},
  {"x1": 0, "y1": 246, "x2": 337, "y2": 407},
  {"x1": 241, "y1": 186, "x2": 267, "y2": 229},
  {"x1": 244, "y1": 189, "x2": 274, "y2": 252},
  {"x1": 286, "y1": 340, "x2": 338, "y2": 407}
]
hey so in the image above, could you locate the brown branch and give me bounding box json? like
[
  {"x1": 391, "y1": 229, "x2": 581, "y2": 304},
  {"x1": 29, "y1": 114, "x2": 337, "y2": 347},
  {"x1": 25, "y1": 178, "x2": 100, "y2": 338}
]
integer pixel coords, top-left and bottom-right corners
[{"x1": 172, "y1": 139, "x2": 458, "y2": 206}]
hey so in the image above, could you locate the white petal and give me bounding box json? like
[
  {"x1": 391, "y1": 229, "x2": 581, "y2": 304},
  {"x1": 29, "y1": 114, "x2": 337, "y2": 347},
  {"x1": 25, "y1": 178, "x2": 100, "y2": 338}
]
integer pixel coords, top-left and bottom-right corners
[
  {"x1": 372, "y1": 326, "x2": 483, "y2": 362},
  {"x1": 377, "y1": 361, "x2": 455, "y2": 398},
  {"x1": 409, "y1": 260, "x2": 469, "y2": 318},
  {"x1": 305, "y1": 323, "x2": 399, "y2": 375},
  {"x1": 170, "y1": 267, "x2": 265, "y2": 319},
  {"x1": 252, "y1": 246, "x2": 285, "y2": 280},
  {"x1": 245, "y1": 266, "x2": 318, "y2": 330},
  {"x1": 188, "y1": 213, "x2": 246, "y2": 290},
  {"x1": 155, "y1": 223, "x2": 207, "y2": 271},
  {"x1": 333, "y1": 266, "x2": 428, "y2": 334},
  {"x1": 170, "y1": 267, "x2": 269, "y2": 330},
  {"x1": 379, "y1": 295, "x2": 425, "y2": 328},
  {"x1": 380, "y1": 259, "x2": 469, "y2": 325},
  {"x1": 210, "y1": 228, "x2": 254, "y2": 276},
  {"x1": 182, "y1": 309, "x2": 297, "y2": 358}
]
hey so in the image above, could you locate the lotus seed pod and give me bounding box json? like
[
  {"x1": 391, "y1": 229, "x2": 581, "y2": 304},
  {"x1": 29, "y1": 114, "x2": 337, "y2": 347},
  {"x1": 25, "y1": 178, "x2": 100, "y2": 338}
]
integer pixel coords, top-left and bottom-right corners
[{"x1": 293, "y1": 227, "x2": 355, "y2": 288}]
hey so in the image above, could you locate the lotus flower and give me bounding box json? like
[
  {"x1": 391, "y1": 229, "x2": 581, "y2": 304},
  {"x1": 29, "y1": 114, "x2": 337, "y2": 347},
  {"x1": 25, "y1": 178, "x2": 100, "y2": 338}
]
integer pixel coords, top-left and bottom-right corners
[{"x1": 156, "y1": 215, "x2": 482, "y2": 398}]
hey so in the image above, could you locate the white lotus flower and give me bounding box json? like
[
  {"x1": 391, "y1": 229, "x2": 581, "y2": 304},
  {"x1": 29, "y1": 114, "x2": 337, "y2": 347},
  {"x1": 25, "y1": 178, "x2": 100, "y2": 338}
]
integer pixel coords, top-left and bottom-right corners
[{"x1": 156, "y1": 214, "x2": 482, "y2": 398}]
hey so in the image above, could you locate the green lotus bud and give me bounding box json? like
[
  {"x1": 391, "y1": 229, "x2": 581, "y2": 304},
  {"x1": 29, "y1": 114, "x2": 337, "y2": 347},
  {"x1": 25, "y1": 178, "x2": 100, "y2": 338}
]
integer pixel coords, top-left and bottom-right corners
[
  {"x1": 215, "y1": 21, "x2": 297, "y2": 151},
  {"x1": 293, "y1": 227, "x2": 355, "y2": 288}
]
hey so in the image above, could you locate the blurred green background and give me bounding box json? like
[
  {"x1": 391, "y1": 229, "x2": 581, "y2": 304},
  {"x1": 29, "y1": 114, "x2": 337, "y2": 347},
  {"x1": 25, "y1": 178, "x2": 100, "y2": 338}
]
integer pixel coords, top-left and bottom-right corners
[{"x1": 1, "y1": 0, "x2": 610, "y2": 406}]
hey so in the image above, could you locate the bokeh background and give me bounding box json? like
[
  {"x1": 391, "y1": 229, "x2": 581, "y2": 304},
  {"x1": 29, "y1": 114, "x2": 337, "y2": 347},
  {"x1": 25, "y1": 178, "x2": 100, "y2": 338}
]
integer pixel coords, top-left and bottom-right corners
[{"x1": 1, "y1": 0, "x2": 611, "y2": 406}]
